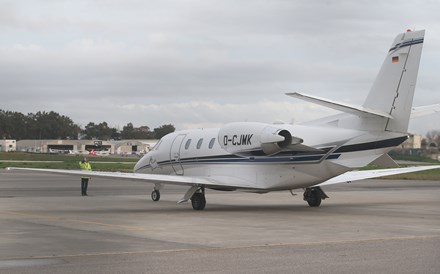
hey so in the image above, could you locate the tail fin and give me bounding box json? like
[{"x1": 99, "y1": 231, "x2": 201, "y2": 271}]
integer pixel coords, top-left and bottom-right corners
[{"x1": 363, "y1": 30, "x2": 425, "y2": 133}]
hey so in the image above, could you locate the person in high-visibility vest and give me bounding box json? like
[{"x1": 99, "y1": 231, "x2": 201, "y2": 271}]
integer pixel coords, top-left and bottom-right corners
[{"x1": 79, "y1": 157, "x2": 92, "y2": 196}]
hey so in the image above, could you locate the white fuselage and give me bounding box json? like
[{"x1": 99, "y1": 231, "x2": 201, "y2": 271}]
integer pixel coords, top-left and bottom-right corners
[
  {"x1": 133, "y1": 30, "x2": 424, "y2": 194},
  {"x1": 134, "y1": 123, "x2": 406, "y2": 192}
]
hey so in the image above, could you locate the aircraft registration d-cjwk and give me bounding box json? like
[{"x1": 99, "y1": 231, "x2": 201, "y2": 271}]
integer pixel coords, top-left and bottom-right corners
[{"x1": 9, "y1": 29, "x2": 440, "y2": 210}]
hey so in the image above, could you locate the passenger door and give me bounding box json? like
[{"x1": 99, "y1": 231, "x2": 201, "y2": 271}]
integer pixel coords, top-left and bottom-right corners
[{"x1": 169, "y1": 134, "x2": 186, "y2": 175}]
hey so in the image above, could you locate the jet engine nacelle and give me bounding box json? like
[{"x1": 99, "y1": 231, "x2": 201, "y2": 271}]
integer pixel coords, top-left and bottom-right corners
[{"x1": 218, "y1": 122, "x2": 302, "y2": 156}]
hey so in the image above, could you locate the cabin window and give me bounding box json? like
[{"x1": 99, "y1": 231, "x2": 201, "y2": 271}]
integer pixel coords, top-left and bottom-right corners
[
  {"x1": 185, "y1": 139, "x2": 192, "y2": 150},
  {"x1": 209, "y1": 138, "x2": 216, "y2": 149},
  {"x1": 196, "y1": 138, "x2": 203, "y2": 149}
]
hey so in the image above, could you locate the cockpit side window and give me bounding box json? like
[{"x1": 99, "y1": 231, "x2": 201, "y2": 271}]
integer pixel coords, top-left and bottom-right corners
[
  {"x1": 185, "y1": 139, "x2": 192, "y2": 150},
  {"x1": 196, "y1": 138, "x2": 203, "y2": 149},
  {"x1": 209, "y1": 138, "x2": 216, "y2": 149}
]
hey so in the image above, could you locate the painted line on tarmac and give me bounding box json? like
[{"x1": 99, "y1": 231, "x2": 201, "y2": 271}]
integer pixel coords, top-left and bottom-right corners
[
  {"x1": 0, "y1": 258, "x2": 65, "y2": 269},
  {"x1": 2, "y1": 234, "x2": 439, "y2": 261},
  {"x1": 1, "y1": 211, "x2": 145, "y2": 231}
]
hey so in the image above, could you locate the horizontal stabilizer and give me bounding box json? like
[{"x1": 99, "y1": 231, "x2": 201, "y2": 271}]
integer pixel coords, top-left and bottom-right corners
[
  {"x1": 315, "y1": 165, "x2": 440, "y2": 186},
  {"x1": 411, "y1": 104, "x2": 440, "y2": 118},
  {"x1": 286, "y1": 92, "x2": 393, "y2": 119}
]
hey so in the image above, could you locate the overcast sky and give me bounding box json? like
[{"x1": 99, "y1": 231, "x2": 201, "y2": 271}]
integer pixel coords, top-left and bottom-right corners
[{"x1": 1, "y1": 0, "x2": 439, "y2": 135}]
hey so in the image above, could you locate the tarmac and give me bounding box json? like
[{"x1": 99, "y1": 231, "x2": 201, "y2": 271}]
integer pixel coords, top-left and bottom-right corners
[{"x1": 0, "y1": 169, "x2": 439, "y2": 273}]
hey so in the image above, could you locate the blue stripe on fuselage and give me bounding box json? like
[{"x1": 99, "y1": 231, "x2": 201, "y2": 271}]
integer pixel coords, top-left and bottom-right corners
[{"x1": 388, "y1": 38, "x2": 423, "y2": 52}]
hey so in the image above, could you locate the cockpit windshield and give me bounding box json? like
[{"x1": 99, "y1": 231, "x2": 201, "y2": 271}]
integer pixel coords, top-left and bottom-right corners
[{"x1": 152, "y1": 140, "x2": 162, "y2": 151}]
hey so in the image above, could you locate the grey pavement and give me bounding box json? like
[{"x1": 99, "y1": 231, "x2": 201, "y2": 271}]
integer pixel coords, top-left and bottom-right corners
[{"x1": 0, "y1": 170, "x2": 439, "y2": 273}]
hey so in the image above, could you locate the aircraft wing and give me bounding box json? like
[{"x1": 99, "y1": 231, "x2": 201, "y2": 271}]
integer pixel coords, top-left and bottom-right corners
[
  {"x1": 315, "y1": 165, "x2": 440, "y2": 186},
  {"x1": 5, "y1": 167, "x2": 260, "y2": 190}
]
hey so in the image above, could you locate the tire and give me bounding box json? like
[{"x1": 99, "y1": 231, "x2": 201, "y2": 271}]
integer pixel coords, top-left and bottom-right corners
[
  {"x1": 191, "y1": 192, "x2": 206, "y2": 210},
  {"x1": 306, "y1": 189, "x2": 321, "y2": 207},
  {"x1": 151, "y1": 190, "x2": 160, "y2": 202}
]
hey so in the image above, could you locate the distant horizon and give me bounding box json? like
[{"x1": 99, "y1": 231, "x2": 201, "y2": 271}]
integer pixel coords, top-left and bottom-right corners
[
  {"x1": 1, "y1": 1, "x2": 439, "y2": 135},
  {"x1": 1, "y1": 107, "x2": 439, "y2": 140}
]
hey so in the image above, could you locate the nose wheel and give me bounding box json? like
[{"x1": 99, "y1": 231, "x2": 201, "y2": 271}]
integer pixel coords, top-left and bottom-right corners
[{"x1": 151, "y1": 189, "x2": 161, "y2": 201}]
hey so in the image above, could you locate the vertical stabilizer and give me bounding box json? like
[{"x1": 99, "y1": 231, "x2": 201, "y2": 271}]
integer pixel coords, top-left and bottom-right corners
[{"x1": 363, "y1": 30, "x2": 425, "y2": 133}]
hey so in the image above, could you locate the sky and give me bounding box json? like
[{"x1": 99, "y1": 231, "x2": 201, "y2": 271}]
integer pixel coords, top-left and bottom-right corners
[{"x1": 1, "y1": 0, "x2": 439, "y2": 135}]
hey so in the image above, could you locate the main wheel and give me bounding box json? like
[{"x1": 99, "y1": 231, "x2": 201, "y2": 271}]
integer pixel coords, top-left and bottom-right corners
[
  {"x1": 191, "y1": 192, "x2": 206, "y2": 210},
  {"x1": 305, "y1": 189, "x2": 321, "y2": 207},
  {"x1": 151, "y1": 190, "x2": 160, "y2": 201}
]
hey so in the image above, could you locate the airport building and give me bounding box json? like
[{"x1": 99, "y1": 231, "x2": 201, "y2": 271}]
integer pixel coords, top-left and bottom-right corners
[
  {"x1": 16, "y1": 139, "x2": 157, "y2": 155},
  {"x1": 0, "y1": 139, "x2": 16, "y2": 152},
  {"x1": 400, "y1": 133, "x2": 422, "y2": 149}
]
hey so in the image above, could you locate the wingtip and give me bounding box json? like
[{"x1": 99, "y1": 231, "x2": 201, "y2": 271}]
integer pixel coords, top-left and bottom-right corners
[{"x1": 285, "y1": 92, "x2": 299, "y2": 96}]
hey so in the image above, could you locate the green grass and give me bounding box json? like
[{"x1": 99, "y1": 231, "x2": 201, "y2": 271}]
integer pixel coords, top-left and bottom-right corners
[
  {"x1": 389, "y1": 154, "x2": 439, "y2": 163},
  {"x1": 382, "y1": 168, "x2": 440, "y2": 180},
  {"x1": 0, "y1": 151, "x2": 138, "y2": 162},
  {"x1": 2, "y1": 152, "x2": 439, "y2": 179}
]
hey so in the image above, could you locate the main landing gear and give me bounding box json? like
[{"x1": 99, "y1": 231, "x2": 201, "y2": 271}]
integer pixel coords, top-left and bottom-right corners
[
  {"x1": 191, "y1": 188, "x2": 206, "y2": 211},
  {"x1": 151, "y1": 185, "x2": 207, "y2": 210},
  {"x1": 303, "y1": 186, "x2": 328, "y2": 207}
]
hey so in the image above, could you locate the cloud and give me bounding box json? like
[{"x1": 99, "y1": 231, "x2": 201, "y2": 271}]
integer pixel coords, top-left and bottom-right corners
[
  {"x1": 115, "y1": 99, "x2": 336, "y2": 129},
  {"x1": 0, "y1": 0, "x2": 439, "y2": 136}
]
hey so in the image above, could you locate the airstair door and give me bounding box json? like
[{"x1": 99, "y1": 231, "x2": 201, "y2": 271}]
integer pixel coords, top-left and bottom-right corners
[{"x1": 170, "y1": 134, "x2": 186, "y2": 175}]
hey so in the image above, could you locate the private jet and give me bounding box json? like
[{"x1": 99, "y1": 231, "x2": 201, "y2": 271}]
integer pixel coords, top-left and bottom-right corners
[{"x1": 9, "y1": 29, "x2": 440, "y2": 210}]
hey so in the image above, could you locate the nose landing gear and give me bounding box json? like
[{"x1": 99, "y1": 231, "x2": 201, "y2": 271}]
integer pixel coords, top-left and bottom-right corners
[{"x1": 151, "y1": 189, "x2": 161, "y2": 201}]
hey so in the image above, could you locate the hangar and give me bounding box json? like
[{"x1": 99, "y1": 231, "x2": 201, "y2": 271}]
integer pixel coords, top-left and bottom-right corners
[
  {"x1": 16, "y1": 139, "x2": 157, "y2": 155},
  {"x1": 0, "y1": 139, "x2": 16, "y2": 152}
]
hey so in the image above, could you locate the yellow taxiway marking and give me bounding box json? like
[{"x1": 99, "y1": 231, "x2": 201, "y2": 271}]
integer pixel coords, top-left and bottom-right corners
[{"x1": 1, "y1": 211, "x2": 144, "y2": 231}]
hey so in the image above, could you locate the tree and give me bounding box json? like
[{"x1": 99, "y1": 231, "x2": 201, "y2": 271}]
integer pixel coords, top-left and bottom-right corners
[
  {"x1": 421, "y1": 138, "x2": 428, "y2": 149},
  {"x1": 1, "y1": 110, "x2": 79, "y2": 140},
  {"x1": 121, "y1": 123, "x2": 135, "y2": 139},
  {"x1": 154, "y1": 124, "x2": 175, "y2": 139},
  {"x1": 134, "y1": 126, "x2": 153, "y2": 139},
  {"x1": 0, "y1": 110, "x2": 29, "y2": 139},
  {"x1": 0, "y1": 109, "x2": 176, "y2": 141},
  {"x1": 426, "y1": 130, "x2": 440, "y2": 148},
  {"x1": 121, "y1": 123, "x2": 153, "y2": 139},
  {"x1": 83, "y1": 121, "x2": 118, "y2": 140}
]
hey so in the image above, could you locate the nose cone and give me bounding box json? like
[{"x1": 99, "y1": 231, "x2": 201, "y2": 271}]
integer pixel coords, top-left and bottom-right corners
[{"x1": 134, "y1": 153, "x2": 150, "y2": 173}]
